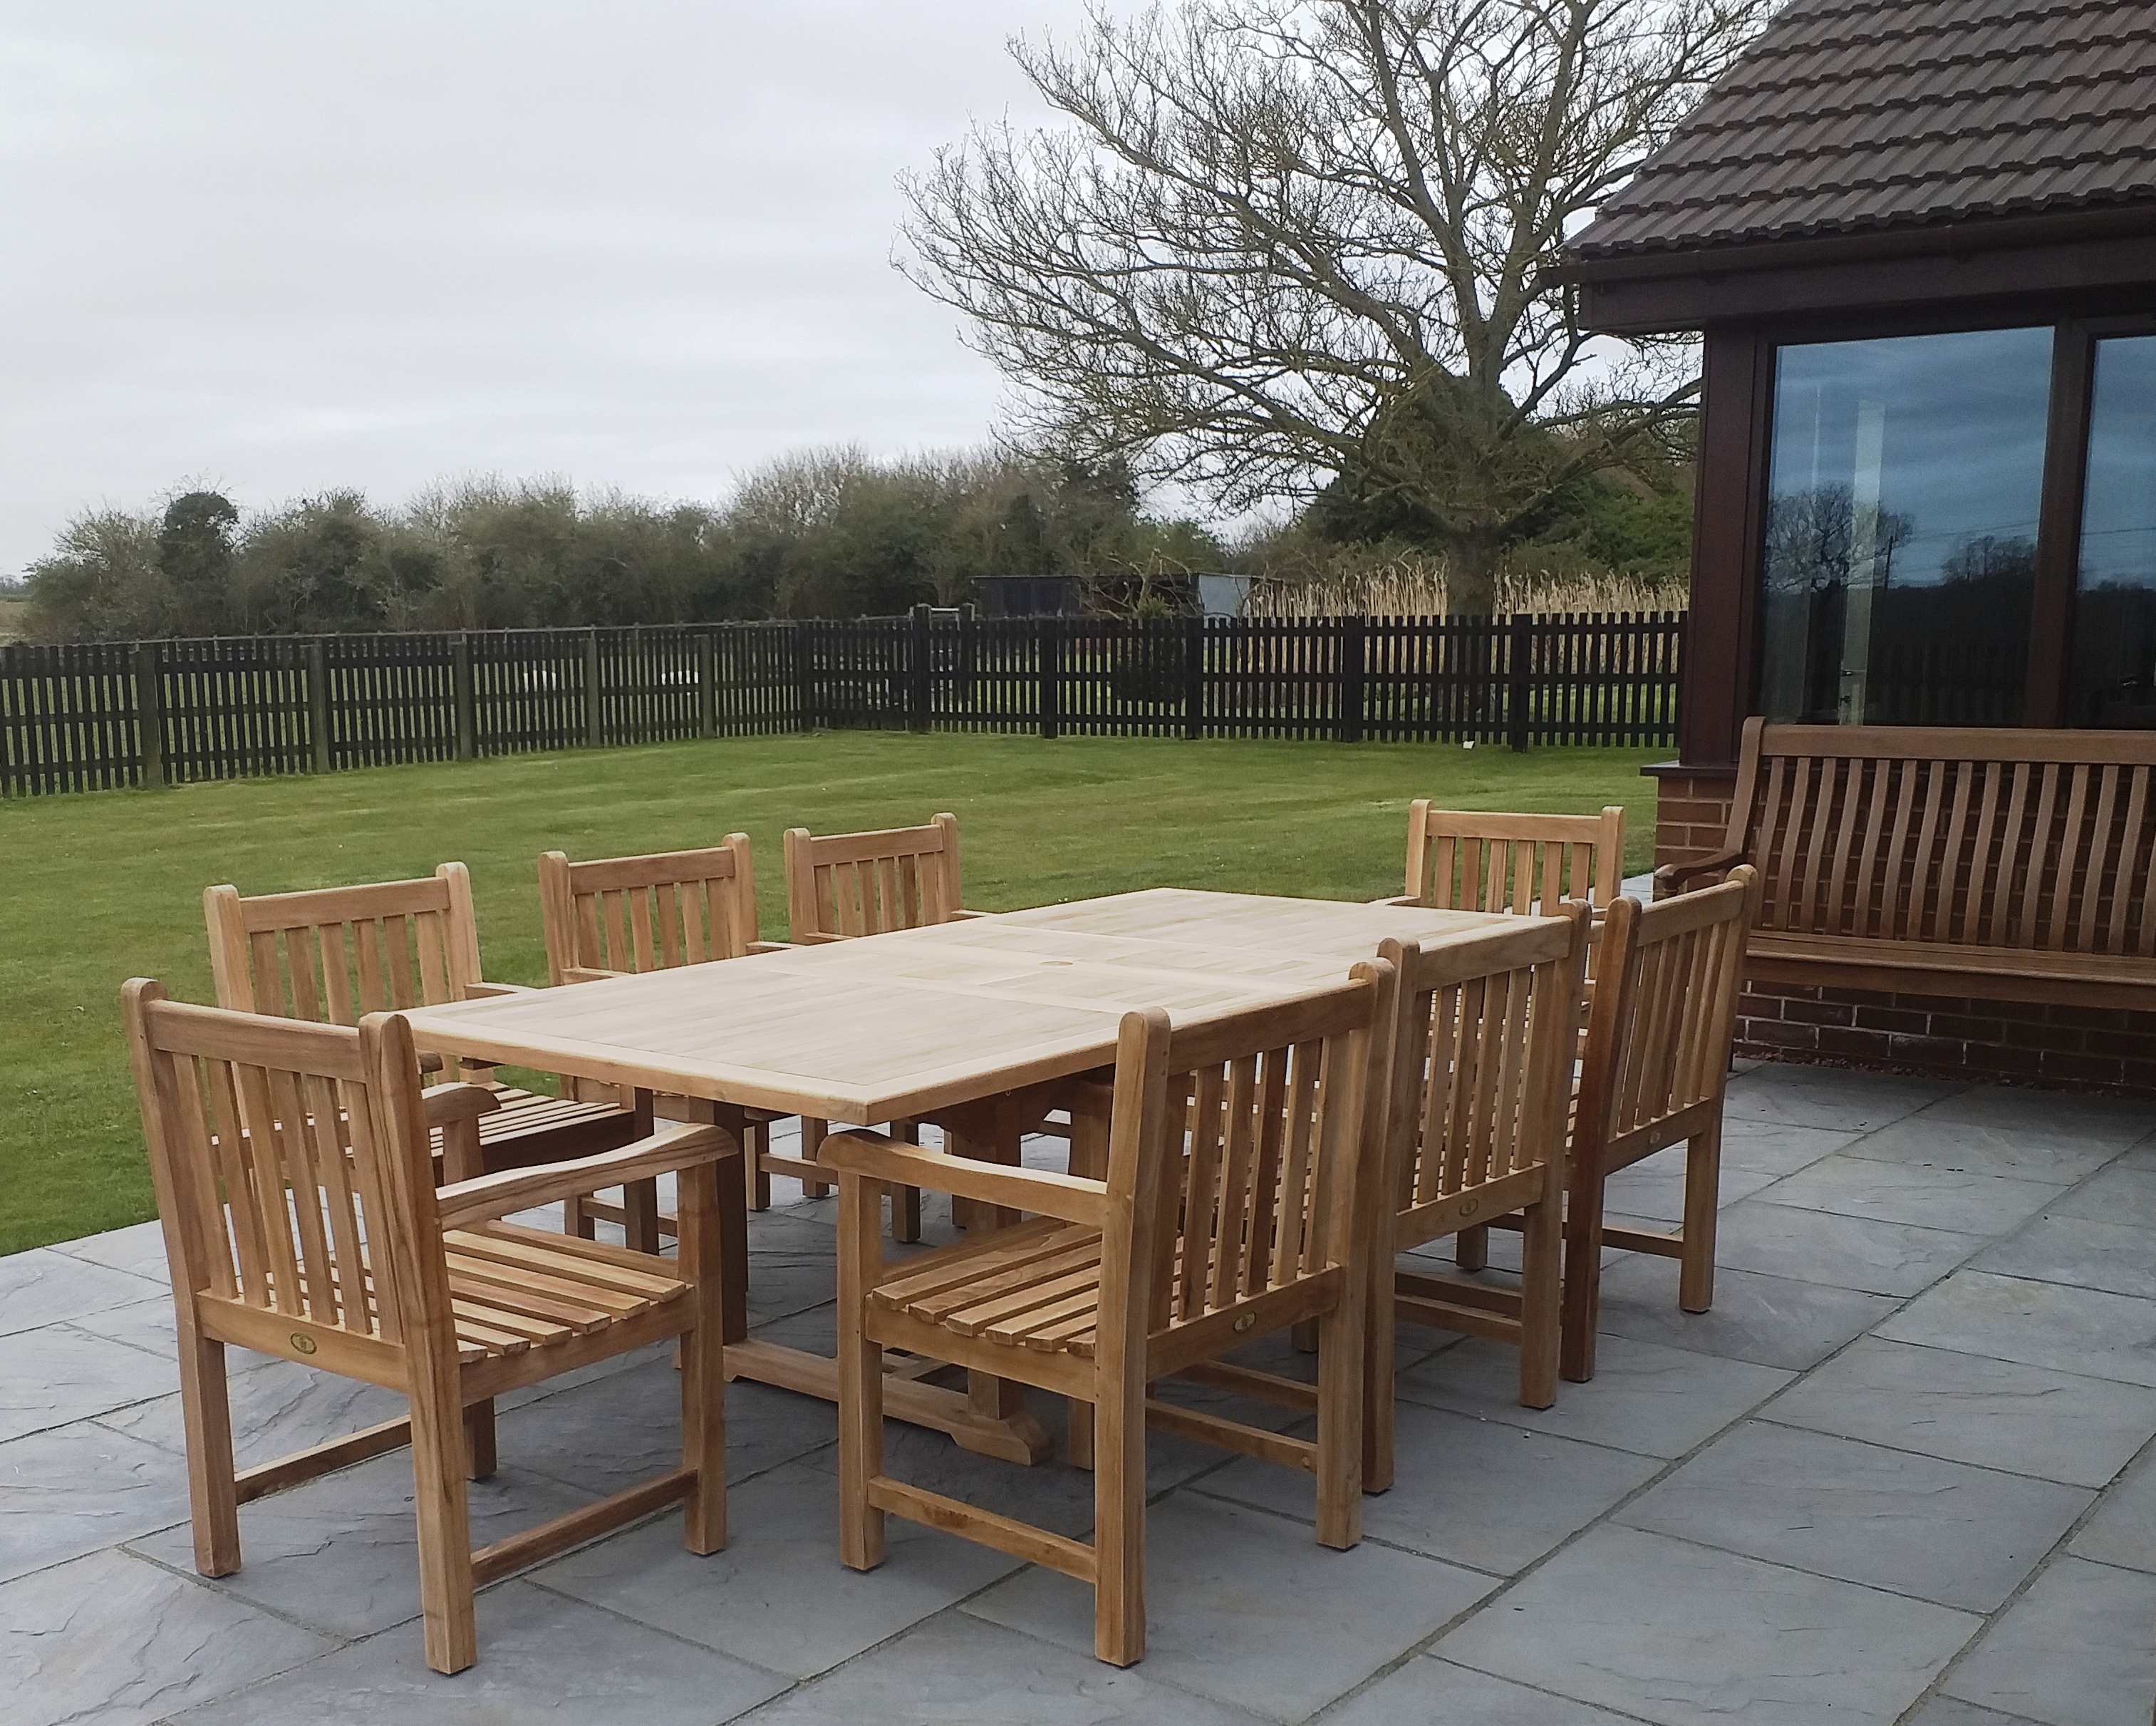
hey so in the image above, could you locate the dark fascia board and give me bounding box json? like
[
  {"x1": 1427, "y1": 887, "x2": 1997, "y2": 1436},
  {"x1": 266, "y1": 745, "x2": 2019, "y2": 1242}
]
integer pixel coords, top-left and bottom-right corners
[{"x1": 1562, "y1": 205, "x2": 2156, "y2": 335}]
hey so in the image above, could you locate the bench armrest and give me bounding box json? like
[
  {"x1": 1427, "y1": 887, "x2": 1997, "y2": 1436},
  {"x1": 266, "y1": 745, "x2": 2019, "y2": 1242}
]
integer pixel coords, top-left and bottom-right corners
[
  {"x1": 1654, "y1": 848, "x2": 1745, "y2": 896},
  {"x1": 819, "y1": 1130, "x2": 1108, "y2": 1229},
  {"x1": 435, "y1": 1122, "x2": 737, "y2": 1231},
  {"x1": 423, "y1": 1083, "x2": 500, "y2": 1129}
]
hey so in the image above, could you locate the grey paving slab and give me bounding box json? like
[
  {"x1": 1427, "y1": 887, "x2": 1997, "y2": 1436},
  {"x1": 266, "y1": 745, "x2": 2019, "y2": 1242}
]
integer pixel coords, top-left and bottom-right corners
[
  {"x1": 745, "y1": 1210, "x2": 840, "y2": 1323},
  {"x1": 1396, "y1": 1332, "x2": 1791, "y2": 1459},
  {"x1": 0, "y1": 1321, "x2": 177, "y2": 1442},
  {"x1": 0, "y1": 1245, "x2": 162, "y2": 1337},
  {"x1": 1602, "y1": 1150, "x2": 1778, "y2": 1222},
  {"x1": 968, "y1": 1492, "x2": 1495, "y2": 1722},
  {"x1": 0, "y1": 1417, "x2": 190, "y2": 1585},
  {"x1": 100, "y1": 1354, "x2": 408, "y2": 1470},
  {"x1": 1942, "y1": 1556, "x2": 2156, "y2": 1726},
  {"x1": 2069, "y1": 1449, "x2": 2156, "y2": 1572},
  {"x1": 740, "y1": 1608, "x2": 1269, "y2": 1725},
  {"x1": 1592, "y1": 1257, "x2": 1898, "y2": 1370},
  {"x1": 1763, "y1": 1337, "x2": 2156, "y2": 1487},
  {"x1": 1846, "y1": 1114, "x2": 2129, "y2": 1187},
  {"x1": 1436, "y1": 1524, "x2": 1979, "y2": 1726},
  {"x1": 1909, "y1": 1702, "x2": 2046, "y2": 1726},
  {"x1": 500, "y1": 1351, "x2": 836, "y2": 1498},
  {"x1": 132, "y1": 1453, "x2": 595, "y2": 1638},
  {"x1": 1722, "y1": 1065, "x2": 1957, "y2": 1134},
  {"x1": 2049, "y1": 1163, "x2": 2156, "y2": 1229},
  {"x1": 1719, "y1": 1115, "x2": 1864, "y2": 1176},
  {"x1": 1753, "y1": 1154, "x2": 2064, "y2": 1236},
  {"x1": 1326, "y1": 1658, "x2": 1647, "y2": 1725},
  {"x1": 1881, "y1": 1272, "x2": 2156, "y2": 1389},
  {"x1": 1708, "y1": 1198, "x2": 1984, "y2": 1297},
  {"x1": 1615, "y1": 1420, "x2": 2090, "y2": 1611},
  {"x1": 1203, "y1": 1398, "x2": 1660, "y2": 1576},
  {"x1": 0, "y1": 1546, "x2": 331, "y2": 1726},
  {"x1": 162, "y1": 1576, "x2": 787, "y2": 1725},
  {"x1": 535, "y1": 1459, "x2": 1019, "y2": 1678},
  {"x1": 492, "y1": 1335, "x2": 670, "y2": 1412},
  {"x1": 48, "y1": 1219, "x2": 172, "y2": 1283},
  {"x1": 1979, "y1": 1214, "x2": 2156, "y2": 1302},
  {"x1": 1919, "y1": 1087, "x2": 2156, "y2": 1149}
]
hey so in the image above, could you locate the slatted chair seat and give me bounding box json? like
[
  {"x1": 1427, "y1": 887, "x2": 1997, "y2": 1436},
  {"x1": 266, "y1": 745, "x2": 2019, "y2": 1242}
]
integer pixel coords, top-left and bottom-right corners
[{"x1": 465, "y1": 1087, "x2": 650, "y2": 1167}]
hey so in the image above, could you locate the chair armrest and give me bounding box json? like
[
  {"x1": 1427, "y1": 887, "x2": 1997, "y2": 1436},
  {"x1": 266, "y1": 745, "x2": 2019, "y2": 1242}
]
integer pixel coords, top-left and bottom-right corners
[
  {"x1": 1365, "y1": 893, "x2": 1419, "y2": 907},
  {"x1": 745, "y1": 940, "x2": 796, "y2": 955},
  {"x1": 462, "y1": 980, "x2": 536, "y2": 1000},
  {"x1": 435, "y1": 1122, "x2": 737, "y2": 1231},
  {"x1": 559, "y1": 965, "x2": 628, "y2": 985},
  {"x1": 948, "y1": 908, "x2": 993, "y2": 921},
  {"x1": 423, "y1": 1083, "x2": 501, "y2": 1128},
  {"x1": 1654, "y1": 849, "x2": 1744, "y2": 896},
  {"x1": 819, "y1": 1130, "x2": 1107, "y2": 1229}
]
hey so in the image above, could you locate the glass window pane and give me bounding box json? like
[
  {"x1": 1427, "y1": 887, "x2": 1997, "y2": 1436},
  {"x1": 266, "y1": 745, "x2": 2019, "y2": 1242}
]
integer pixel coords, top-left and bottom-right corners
[
  {"x1": 2071, "y1": 334, "x2": 2156, "y2": 728},
  {"x1": 1760, "y1": 326, "x2": 2052, "y2": 725}
]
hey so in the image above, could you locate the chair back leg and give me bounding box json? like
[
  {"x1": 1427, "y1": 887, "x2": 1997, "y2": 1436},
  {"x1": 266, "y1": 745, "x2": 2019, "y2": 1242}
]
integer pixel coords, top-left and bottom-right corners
[
  {"x1": 1679, "y1": 1122, "x2": 1724, "y2": 1314},
  {"x1": 176, "y1": 1328, "x2": 242, "y2": 1576}
]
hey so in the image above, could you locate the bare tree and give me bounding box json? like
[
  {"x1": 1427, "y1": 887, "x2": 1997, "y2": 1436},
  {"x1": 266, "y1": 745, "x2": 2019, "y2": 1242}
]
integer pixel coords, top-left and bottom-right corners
[{"x1": 901, "y1": 0, "x2": 1771, "y2": 612}]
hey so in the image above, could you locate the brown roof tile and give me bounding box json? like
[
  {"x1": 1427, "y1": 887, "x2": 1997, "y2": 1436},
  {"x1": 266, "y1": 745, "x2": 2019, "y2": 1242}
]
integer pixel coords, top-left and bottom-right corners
[{"x1": 1567, "y1": 0, "x2": 2156, "y2": 259}]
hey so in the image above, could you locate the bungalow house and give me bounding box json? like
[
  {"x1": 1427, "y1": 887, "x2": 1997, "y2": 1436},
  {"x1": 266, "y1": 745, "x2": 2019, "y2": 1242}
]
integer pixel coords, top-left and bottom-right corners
[{"x1": 1558, "y1": 0, "x2": 2156, "y2": 1086}]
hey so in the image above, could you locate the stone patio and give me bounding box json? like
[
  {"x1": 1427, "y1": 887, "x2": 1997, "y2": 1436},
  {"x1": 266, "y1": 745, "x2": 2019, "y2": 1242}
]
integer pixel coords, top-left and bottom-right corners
[{"x1": 7, "y1": 1061, "x2": 2156, "y2": 1725}]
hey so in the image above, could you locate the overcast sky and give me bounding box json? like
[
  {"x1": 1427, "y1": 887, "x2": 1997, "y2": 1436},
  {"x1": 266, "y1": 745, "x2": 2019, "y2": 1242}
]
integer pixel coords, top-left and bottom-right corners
[{"x1": 0, "y1": 1, "x2": 1114, "y2": 578}]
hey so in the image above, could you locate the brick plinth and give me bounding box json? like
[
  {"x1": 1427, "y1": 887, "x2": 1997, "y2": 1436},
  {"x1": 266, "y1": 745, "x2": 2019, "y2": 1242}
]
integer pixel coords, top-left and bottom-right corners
[
  {"x1": 1649, "y1": 768, "x2": 1737, "y2": 872},
  {"x1": 1736, "y1": 981, "x2": 2156, "y2": 1099}
]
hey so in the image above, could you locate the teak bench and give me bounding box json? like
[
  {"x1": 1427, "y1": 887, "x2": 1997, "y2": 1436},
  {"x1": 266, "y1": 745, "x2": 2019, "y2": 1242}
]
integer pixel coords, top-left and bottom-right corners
[{"x1": 1659, "y1": 720, "x2": 2156, "y2": 1011}]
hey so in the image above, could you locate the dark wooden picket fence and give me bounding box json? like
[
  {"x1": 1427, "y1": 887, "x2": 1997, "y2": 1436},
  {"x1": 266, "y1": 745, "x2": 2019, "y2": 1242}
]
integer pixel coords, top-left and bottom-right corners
[{"x1": 0, "y1": 611, "x2": 1682, "y2": 795}]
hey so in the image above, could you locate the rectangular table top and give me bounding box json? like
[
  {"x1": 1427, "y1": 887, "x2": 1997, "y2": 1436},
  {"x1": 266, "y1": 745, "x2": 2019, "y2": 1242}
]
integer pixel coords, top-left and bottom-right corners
[{"x1": 400, "y1": 888, "x2": 1523, "y2": 1122}]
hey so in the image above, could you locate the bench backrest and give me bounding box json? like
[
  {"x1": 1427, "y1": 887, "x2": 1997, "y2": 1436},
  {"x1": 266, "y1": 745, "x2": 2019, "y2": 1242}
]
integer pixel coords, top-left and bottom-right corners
[{"x1": 1726, "y1": 720, "x2": 2156, "y2": 955}]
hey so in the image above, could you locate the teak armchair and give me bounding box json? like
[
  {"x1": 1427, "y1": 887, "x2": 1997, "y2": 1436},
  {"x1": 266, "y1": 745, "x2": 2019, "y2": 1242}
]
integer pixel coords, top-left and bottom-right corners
[
  {"x1": 1364, "y1": 907, "x2": 1587, "y2": 1489},
  {"x1": 538, "y1": 837, "x2": 796, "y2": 1237},
  {"x1": 122, "y1": 981, "x2": 735, "y2": 1675},
  {"x1": 1562, "y1": 867, "x2": 1759, "y2": 1382},
  {"x1": 822, "y1": 966, "x2": 1391, "y2": 1666},
  {"x1": 203, "y1": 864, "x2": 655, "y2": 1241},
  {"x1": 781, "y1": 813, "x2": 983, "y2": 1237}
]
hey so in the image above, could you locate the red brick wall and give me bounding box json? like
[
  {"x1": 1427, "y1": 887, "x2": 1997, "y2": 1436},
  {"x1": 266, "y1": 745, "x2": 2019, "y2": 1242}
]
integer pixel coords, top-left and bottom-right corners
[
  {"x1": 1650, "y1": 770, "x2": 1737, "y2": 872},
  {"x1": 1736, "y1": 981, "x2": 2156, "y2": 1098}
]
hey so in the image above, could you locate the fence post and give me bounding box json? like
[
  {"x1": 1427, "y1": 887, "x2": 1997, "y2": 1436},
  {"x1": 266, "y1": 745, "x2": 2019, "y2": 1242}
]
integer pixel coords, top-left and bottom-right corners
[
  {"x1": 908, "y1": 604, "x2": 931, "y2": 733},
  {"x1": 793, "y1": 622, "x2": 815, "y2": 731},
  {"x1": 1183, "y1": 615, "x2": 1204, "y2": 740},
  {"x1": 698, "y1": 629, "x2": 717, "y2": 738},
  {"x1": 452, "y1": 634, "x2": 476, "y2": 760},
  {"x1": 1337, "y1": 615, "x2": 1366, "y2": 744},
  {"x1": 135, "y1": 641, "x2": 165, "y2": 789},
  {"x1": 1508, "y1": 613, "x2": 1533, "y2": 753},
  {"x1": 306, "y1": 638, "x2": 332, "y2": 773},
  {"x1": 1039, "y1": 616, "x2": 1061, "y2": 740},
  {"x1": 584, "y1": 627, "x2": 603, "y2": 749}
]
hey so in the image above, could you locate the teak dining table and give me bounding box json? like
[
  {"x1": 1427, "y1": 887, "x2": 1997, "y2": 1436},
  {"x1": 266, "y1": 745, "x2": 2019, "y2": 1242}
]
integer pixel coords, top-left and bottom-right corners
[{"x1": 400, "y1": 887, "x2": 1527, "y2": 1463}]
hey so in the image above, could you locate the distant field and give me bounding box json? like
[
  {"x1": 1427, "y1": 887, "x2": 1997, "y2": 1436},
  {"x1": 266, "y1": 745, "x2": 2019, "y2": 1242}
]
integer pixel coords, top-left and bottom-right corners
[
  {"x1": 0, "y1": 597, "x2": 28, "y2": 642},
  {"x1": 0, "y1": 729, "x2": 1658, "y2": 1254}
]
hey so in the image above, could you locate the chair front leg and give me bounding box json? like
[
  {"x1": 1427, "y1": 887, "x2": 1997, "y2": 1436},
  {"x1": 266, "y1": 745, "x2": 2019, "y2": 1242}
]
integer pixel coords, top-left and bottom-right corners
[
  {"x1": 175, "y1": 1321, "x2": 241, "y2": 1576},
  {"x1": 676, "y1": 1157, "x2": 727, "y2": 1554},
  {"x1": 407, "y1": 1351, "x2": 477, "y2": 1675},
  {"x1": 1315, "y1": 1292, "x2": 1366, "y2": 1551},
  {"x1": 1092, "y1": 1360, "x2": 1145, "y2": 1666},
  {"x1": 1679, "y1": 1121, "x2": 1722, "y2": 1314},
  {"x1": 835, "y1": 1170, "x2": 887, "y2": 1571}
]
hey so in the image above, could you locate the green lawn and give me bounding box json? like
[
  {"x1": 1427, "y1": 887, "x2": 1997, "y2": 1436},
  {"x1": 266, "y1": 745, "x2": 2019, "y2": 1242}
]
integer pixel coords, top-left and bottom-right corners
[{"x1": 0, "y1": 731, "x2": 1658, "y2": 1254}]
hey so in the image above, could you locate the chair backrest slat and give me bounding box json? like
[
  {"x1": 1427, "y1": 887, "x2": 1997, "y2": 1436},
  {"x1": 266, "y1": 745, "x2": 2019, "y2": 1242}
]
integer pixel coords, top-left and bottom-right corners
[
  {"x1": 1403, "y1": 802, "x2": 1624, "y2": 917},
  {"x1": 537, "y1": 836, "x2": 760, "y2": 983},
  {"x1": 784, "y1": 815, "x2": 963, "y2": 943}
]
